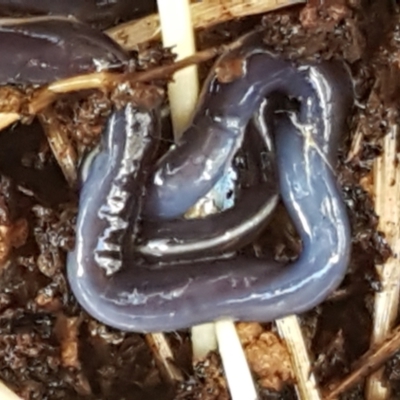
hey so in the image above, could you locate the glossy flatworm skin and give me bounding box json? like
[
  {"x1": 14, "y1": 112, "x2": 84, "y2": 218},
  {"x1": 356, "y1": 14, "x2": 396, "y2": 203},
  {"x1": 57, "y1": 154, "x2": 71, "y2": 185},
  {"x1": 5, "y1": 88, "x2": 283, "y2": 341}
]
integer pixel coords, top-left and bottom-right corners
[
  {"x1": 143, "y1": 34, "x2": 343, "y2": 220},
  {"x1": 0, "y1": 0, "x2": 156, "y2": 27},
  {"x1": 68, "y1": 47, "x2": 353, "y2": 332},
  {"x1": 79, "y1": 103, "x2": 280, "y2": 261},
  {"x1": 0, "y1": 17, "x2": 129, "y2": 85},
  {"x1": 138, "y1": 109, "x2": 279, "y2": 261}
]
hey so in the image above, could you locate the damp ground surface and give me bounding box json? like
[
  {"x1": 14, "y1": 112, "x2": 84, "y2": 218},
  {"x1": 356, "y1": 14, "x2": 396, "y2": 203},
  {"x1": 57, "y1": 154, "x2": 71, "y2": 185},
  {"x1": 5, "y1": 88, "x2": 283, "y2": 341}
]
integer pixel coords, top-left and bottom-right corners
[{"x1": 0, "y1": 1, "x2": 399, "y2": 399}]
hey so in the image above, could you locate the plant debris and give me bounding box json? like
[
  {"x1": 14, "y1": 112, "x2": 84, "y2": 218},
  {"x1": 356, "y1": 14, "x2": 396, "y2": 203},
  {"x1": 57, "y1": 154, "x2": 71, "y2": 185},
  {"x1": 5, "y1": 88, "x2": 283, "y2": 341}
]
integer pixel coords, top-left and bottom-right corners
[{"x1": 0, "y1": 1, "x2": 399, "y2": 399}]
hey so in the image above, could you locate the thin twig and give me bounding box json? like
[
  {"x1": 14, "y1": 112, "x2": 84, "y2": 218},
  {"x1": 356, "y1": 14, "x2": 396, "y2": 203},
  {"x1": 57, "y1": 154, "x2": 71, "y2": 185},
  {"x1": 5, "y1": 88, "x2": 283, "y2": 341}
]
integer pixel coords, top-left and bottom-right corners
[
  {"x1": 106, "y1": 0, "x2": 306, "y2": 50},
  {"x1": 38, "y1": 108, "x2": 78, "y2": 187},
  {"x1": 276, "y1": 316, "x2": 322, "y2": 400},
  {"x1": 365, "y1": 111, "x2": 400, "y2": 400},
  {"x1": 324, "y1": 324, "x2": 400, "y2": 400},
  {"x1": 145, "y1": 333, "x2": 184, "y2": 382},
  {"x1": 28, "y1": 46, "x2": 225, "y2": 116}
]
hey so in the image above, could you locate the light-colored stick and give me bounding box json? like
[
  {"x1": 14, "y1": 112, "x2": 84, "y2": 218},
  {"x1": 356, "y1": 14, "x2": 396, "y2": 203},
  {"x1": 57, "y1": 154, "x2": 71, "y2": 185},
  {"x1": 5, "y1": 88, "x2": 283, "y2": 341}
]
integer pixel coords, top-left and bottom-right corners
[
  {"x1": 0, "y1": 381, "x2": 22, "y2": 400},
  {"x1": 214, "y1": 320, "x2": 258, "y2": 398},
  {"x1": 276, "y1": 316, "x2": 322, "y2": 400},
  {"x1": 365, "y1": 113, "x2": 400, "y2": 400},
  {"x1": 191, "y1": 323, "x2": 217, "y2": 360},
  {"x1": 214, "y1": 319, "x2": 258, "y2": 399},
  {"x1": 106, "y1": 0, "x2": 306, "y2": 51},
  {"x1": 215, "y1": 320, "x2": 258, "y2": 400},
  {"x1": 157, "y1": 0, "x2": 199, "y2": 137}
]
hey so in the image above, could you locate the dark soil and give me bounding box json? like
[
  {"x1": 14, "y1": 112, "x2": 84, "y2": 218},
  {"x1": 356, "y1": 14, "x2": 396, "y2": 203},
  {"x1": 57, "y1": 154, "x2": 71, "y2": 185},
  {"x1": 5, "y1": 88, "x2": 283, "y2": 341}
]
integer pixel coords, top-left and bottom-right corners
[{"x1": 0, "y1": 1, "x2": 399, "y2": 399}]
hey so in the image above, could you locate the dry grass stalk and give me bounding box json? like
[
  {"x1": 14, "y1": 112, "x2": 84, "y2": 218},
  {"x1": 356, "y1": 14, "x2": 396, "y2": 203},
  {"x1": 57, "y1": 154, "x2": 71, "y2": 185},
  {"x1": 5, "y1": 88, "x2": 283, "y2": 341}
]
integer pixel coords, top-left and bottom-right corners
[
  {"x1": 157, "y1": 0, "x2": 199, "y2": 136},
  {"x1": 145, "y1": 333, "x2": 184, "y2": 382},
  {"x1": 28, "y1": 46, "x2": 224, "y2": 116},
  {"x1": 365, "y1": 112, "x2": 400, "y2": 400},
  {"x1": 38, "y1": 108, "x2": 79, "y2": 187},
  {"x1": 276, "y1": 316, "x2": 322, "y2": 400},
  {"x1": 191, "y1": 323, "x2": 217, "y2": 361},
  {"x1": 215, "y1": 320, "x2": 258, "y2": 400},
  {"x1": 0, "y1": 112, "x2": 20, "y2": 131},
  {"x1": 324, "y1": 324, "x2": 400, "y2": 400},
  {"x1": 106, "y1": 0, "x2": 306, "y2": 50}
]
